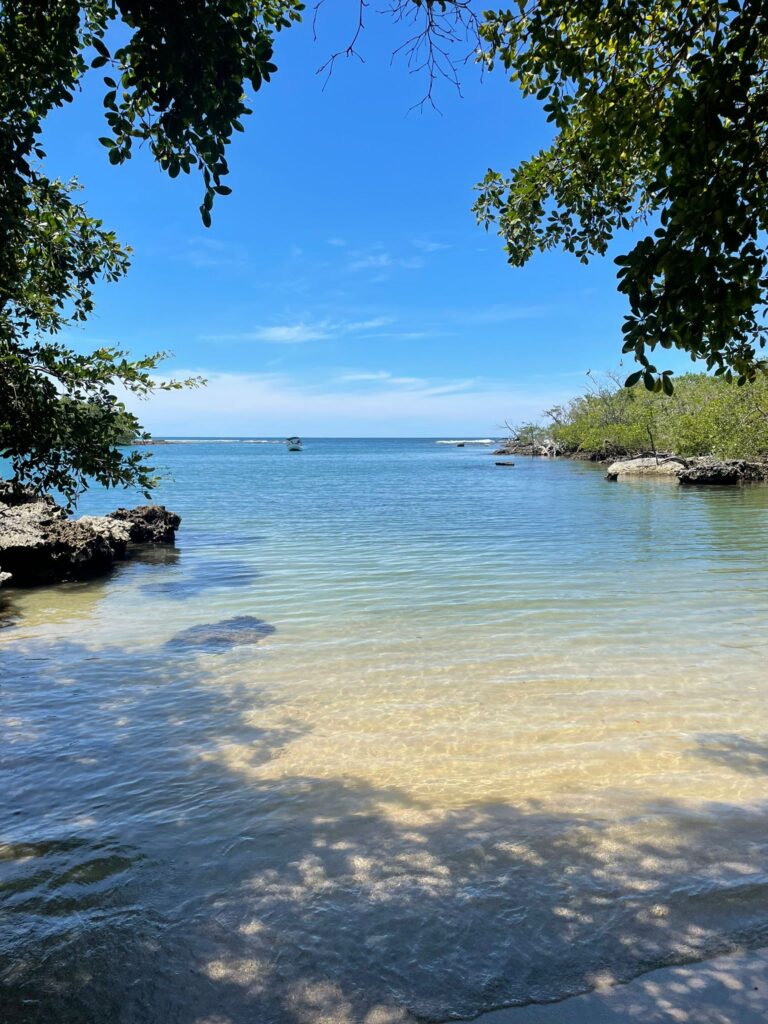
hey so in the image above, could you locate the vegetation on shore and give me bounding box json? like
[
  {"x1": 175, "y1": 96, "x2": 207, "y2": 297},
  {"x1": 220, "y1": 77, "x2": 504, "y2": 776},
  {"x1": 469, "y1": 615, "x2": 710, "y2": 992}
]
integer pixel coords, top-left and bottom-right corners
[{"x1": 516, "y1": 372, "x2": 768, "y2": 460}]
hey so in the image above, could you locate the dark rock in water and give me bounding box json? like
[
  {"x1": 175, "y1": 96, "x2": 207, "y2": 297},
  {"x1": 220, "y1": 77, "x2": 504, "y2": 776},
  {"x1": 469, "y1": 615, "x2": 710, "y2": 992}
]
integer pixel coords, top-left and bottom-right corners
[
  {"x1": 0, "y1": 483, "x2": 181, "y2": 587},
  {"x1": 165, "y1": 616, "x2": 276, "y2": 653},
  {"x1": 495, "y1": 461, "x2": 515, "y2": 467},
  {"x1": 678, "y1": 460, "x2": 768, "y2": 485},
  {"x1": 108, "y1": 505, "x2": 181, "y2": 544}
]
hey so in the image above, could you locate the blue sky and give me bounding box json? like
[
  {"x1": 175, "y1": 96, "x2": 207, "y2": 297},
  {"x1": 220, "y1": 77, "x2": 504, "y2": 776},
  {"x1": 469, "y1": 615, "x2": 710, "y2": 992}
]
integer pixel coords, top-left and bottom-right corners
[{"x1": 41, "y1": 9, "x2": 691, "y2": 436}]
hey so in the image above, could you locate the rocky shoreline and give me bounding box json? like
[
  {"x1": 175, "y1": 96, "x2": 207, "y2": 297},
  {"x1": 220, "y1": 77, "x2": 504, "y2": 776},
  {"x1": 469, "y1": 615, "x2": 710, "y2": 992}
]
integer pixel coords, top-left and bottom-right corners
[
  {"x1": 605, "y1": 455, "x2": 768, "y2": 484},
  {"x1": 493, "y1": 440, "x2": 768, "y2": 485},
  {"x1": 0, "y1": 484, "x2": 180, "y2": 587}
]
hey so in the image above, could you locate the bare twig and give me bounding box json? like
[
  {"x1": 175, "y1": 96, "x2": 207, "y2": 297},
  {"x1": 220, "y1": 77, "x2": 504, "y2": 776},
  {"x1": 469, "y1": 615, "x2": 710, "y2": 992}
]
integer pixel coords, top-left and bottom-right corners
[
  {"x1": 386, "y1": 0, "x2": 481, "y2": 111},
  {"x1": 315, "y1": 0, "x2": 369, "y2": 88},
  {"x1": 314, "y1": 0, "x2": 482, "y2": 109}
]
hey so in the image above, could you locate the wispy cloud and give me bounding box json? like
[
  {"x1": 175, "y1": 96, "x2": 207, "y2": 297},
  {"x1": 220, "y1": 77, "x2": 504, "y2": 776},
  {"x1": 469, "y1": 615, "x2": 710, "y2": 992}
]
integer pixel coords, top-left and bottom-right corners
[
  {"x1": 327, "y1": 237, "x2": 347, "y2": 247},
  {"x1": 252, "y1": 323, "x2": 331, "y2": 343},
  {"x1": 201, "y1": 316, "x2": 394, "y2": 344},
  {"x1": 338, "y1": 370, "x2": 422, "y2": 385},
  {"x1": 137, "y1": 368, "x2": 572, "y2": 436},
  {"x1": 412, "y1": 239, "x2": 450, "y2": 253},
  {"x1": 339, "y1": 371, "x2": 393, "y2": 382},
  {"x1": 344, "y1": 316, "x2": 394, "y2": 331},
  {"x1": 346, "y1": 250, "x2": 424, "y2": 273}
]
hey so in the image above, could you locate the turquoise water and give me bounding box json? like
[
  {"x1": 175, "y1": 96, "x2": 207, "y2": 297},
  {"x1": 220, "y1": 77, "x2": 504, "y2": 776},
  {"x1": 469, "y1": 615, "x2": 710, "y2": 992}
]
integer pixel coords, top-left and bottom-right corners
[{"x1": 3, "y1": 439, "x2": 768, "y2": 1023}]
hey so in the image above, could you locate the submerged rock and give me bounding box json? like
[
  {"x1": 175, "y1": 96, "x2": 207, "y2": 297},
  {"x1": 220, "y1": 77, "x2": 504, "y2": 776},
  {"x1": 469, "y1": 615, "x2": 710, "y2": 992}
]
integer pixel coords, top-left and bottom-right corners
[
  {"x1": 165, "y1": 616, "x2": 276, "y2": 653},
  {"x1": 0, "y1": 484, "x2": 180, "y2": 587}
]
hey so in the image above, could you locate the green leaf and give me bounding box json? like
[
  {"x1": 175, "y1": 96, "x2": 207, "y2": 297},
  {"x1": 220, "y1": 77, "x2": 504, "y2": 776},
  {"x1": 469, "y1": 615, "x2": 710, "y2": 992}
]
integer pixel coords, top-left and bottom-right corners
[{"x1": 92, "y1": 36, "x2": 110, "y2": 59}]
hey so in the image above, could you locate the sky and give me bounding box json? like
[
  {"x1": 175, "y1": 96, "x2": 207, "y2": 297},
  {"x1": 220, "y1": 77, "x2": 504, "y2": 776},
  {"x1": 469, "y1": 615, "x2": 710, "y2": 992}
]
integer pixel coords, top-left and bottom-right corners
[{"x1": 41, "y1": 7, "x2": 693, "y2": 437}]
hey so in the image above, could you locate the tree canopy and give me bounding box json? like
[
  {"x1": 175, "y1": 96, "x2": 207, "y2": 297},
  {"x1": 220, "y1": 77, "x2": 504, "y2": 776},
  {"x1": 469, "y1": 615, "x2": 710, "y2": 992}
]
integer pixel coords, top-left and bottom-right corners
[
  {"x1": 0, "y1": 1, "x2": 301, "y2": 504},
  {"x1": 533, "y1": 369, "x2": 768, "y2": 459},
  {"x1": 472, "y1": 0, "x2": 768, "y2": 390}
]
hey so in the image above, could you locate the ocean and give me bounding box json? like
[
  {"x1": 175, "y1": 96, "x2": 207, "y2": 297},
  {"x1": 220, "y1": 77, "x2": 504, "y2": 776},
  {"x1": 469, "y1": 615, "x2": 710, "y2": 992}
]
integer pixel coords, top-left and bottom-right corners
[{"x1": 3, "y1": 438, "x2": 768, "y2": 1022}]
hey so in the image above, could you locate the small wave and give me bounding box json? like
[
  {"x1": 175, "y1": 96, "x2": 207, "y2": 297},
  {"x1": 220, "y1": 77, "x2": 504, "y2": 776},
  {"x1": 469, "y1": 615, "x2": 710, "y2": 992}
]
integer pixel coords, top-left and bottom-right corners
[{"x1": 435, "y1": 439, "x2": 495, "y2": 445}]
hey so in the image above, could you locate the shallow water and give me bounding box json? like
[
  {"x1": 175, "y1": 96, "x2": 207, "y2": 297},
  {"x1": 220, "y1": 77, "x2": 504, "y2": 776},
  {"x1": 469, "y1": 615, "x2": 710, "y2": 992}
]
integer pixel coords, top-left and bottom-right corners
[{"x1": 3, "y1": 439, "x2": 768, "y2": 1023}]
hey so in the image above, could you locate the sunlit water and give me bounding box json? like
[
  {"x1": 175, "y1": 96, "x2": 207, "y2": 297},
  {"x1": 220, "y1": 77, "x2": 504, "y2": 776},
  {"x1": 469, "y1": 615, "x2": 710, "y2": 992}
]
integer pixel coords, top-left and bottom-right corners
[{"x1": 3, "y1": 439, "x2": 768, "y2": 1023}]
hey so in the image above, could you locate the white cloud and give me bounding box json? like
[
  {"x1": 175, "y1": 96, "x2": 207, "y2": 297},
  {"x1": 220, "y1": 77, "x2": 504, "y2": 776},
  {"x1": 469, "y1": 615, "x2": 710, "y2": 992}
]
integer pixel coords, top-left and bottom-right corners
[
  {"x1": 327, "y1": 237, "x2": 347, "y2": 247},
  {"x1": 338, "y1": 370, "x2": 423, "y2": 385},
  {"x1": 347, "y1": 251, "x2": 424, "y2": 273},
  {"x1": 134, "y1": 369, "x2": 571, "y2": 437},
  {"x1": 202, "y1": 316, "x2": 393, "y2": 344},
  {"x1": 412, "y1": 239, "x2": 450, "y2": 253},
  {"x1": 338, "y1": 371, "x2": 393, "y2": 382},
  {"x1": 344, "y1": 316, "x2": 394, "y2": 331},
  {"x1": 249, "y1": 323, "x2": 331, "y2": 343}
]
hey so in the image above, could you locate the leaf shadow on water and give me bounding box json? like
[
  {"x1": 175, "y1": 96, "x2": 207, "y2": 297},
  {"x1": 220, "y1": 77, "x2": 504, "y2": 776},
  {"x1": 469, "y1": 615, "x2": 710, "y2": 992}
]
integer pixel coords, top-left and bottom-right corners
[
  {"x1": 2, "y1": 633, "x2": 768, "y2": 1024},
  {"x1": 693, "y1": 733, "x2": 768, "y2": 777}
]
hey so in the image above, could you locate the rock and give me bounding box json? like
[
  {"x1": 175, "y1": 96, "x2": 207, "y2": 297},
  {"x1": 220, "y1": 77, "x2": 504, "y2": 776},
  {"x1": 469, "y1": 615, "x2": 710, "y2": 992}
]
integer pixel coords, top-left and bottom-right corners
[
  {"x1": 78, "y1": 515, "x2": 132, "y2": 551},
  {"x1": 0, "y1": 484, "x2": 180, "y2": 587},
  {"x1": 678, "y1": 460, "x2": 768, "y2": 485},
  {"x1": 164, "y1": 616, "x2": 276, "y2": 653},
  {"x1": 605, "y1": 456, "x2": 768, "y2": 485},
  {"x1": 605, "y1": 457, "x2": 684, "y2": 481},
  {"x1": 107, "y1": 505, "x2": 181, "y2": 543},
  {"x1": 0, "y1": 511, "x2": 116, "y2": 586}
]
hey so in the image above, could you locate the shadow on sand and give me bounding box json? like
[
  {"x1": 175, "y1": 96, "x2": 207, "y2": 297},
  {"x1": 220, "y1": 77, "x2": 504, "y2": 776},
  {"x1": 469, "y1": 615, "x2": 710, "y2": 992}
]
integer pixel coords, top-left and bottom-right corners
[{"x1": 2, "y1": 631, "x2": 768, "y2": 1024}]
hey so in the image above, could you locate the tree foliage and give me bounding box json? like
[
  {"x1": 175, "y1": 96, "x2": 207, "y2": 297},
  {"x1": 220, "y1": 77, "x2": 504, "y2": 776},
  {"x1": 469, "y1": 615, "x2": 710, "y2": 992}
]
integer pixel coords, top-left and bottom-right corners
[
  {"x1": 472, "y1": 0, "x2": 768, "y2": 388},
  {"x1": 0, "y1": 1, "x2": 301, "y2": 504},
  {"x1": 542, "y1": 371, "x2": 768, "y2": 459}
]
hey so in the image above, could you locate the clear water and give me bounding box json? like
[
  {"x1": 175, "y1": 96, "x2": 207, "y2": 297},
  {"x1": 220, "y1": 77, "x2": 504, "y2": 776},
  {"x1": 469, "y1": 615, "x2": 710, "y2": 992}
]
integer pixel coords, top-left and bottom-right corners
[{"x1": 3, "y1": 439, "x2": 768, "y2": 1023}]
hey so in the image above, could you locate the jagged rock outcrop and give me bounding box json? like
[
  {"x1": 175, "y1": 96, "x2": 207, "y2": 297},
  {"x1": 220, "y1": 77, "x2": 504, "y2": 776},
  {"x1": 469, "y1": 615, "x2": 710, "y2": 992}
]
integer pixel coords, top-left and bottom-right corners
[
  {"x1": 108, "y1": 505, "x2": 181, "y2": 543},
  {"x1": 606, "y1": 456, "x2": 768, "y2": 485},
  {"x1": 0, "y1": 485, "x2": 180, "y2": 587},
  {"x1": 678, "y1": 460, "x2": 768, "y2": 485}
]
